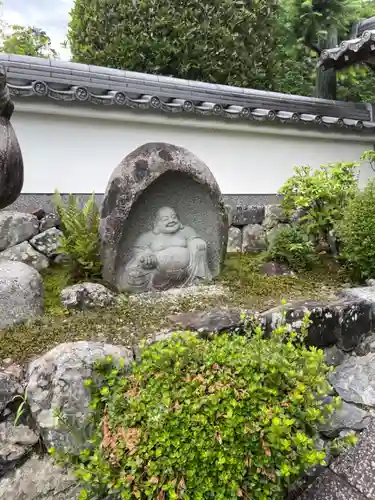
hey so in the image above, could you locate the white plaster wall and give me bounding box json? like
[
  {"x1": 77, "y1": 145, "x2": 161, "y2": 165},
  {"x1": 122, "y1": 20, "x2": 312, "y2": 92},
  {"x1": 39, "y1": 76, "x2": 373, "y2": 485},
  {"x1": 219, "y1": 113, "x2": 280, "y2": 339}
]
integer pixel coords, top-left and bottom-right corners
[{"x1": 11, "y1": 102, "x2": 375, "y2": 194}]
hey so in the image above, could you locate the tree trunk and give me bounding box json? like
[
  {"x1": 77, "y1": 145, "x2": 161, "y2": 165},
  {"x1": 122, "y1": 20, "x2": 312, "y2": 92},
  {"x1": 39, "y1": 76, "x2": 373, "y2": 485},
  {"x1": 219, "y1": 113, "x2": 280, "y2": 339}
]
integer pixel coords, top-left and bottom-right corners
[{"x1": 315, "y1": 25, "x2": 338, "y2": 100}]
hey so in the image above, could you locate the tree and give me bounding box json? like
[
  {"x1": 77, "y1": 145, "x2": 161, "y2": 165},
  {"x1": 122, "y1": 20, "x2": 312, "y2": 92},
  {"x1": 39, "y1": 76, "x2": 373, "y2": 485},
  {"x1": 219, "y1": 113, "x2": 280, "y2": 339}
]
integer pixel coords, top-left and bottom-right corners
[
  {"x1": 1, "y1": 25, "x2": 58, "y2": 58},
  {"x1": 68, "y1": 0, "x2": 280, "y2": 90},
  {"x1": 274, "y1": 0, "x2": 375, "y2": 100}
]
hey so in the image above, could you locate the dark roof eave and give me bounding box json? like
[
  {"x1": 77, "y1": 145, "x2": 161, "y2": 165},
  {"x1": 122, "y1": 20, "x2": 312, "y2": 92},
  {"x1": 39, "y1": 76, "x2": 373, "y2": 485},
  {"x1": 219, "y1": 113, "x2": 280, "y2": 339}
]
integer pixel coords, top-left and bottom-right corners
[{"x1": 2, "y1": 53, "x2": 374, "y2": 132}]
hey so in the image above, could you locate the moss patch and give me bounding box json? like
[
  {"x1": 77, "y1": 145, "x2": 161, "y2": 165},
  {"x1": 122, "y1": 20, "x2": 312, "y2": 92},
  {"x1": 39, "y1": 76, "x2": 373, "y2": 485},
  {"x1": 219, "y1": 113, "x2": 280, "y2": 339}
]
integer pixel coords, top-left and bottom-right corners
[{"x1": 0, "y1": 253, "x2": 349, "y2": 363}]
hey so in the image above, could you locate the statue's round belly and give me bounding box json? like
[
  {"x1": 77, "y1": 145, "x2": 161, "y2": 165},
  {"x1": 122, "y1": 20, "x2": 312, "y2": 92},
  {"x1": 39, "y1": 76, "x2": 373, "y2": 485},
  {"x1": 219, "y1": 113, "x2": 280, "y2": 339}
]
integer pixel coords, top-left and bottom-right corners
[{"x1": 156, "y1": 247, "x2": 190, "y2": 273}]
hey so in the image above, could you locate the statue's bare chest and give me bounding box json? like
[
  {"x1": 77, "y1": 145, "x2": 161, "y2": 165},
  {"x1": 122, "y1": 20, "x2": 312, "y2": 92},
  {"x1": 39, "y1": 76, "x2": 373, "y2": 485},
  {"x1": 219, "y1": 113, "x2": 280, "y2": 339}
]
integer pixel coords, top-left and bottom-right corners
[{"x1": 150, "y1": 233, "x2": 188, "y2": 252}]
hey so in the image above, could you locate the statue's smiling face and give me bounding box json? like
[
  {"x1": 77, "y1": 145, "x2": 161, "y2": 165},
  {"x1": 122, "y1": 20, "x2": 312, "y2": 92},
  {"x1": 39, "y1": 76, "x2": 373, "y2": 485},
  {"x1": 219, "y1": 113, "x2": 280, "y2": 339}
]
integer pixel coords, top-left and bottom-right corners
[{"x1": 155, "y1": 207, "x2": 181, "y2": 234}]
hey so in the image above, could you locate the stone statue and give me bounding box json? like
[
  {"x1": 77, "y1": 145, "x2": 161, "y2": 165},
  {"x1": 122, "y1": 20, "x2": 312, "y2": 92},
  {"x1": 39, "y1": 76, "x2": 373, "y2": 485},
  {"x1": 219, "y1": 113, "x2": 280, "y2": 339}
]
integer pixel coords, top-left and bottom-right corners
[
  {"x1": 0, "y1": 65, "x2": 24, "y2": 209},
  {"x1": 122, "y1": 207, "x2": 212, "y2": 293}
]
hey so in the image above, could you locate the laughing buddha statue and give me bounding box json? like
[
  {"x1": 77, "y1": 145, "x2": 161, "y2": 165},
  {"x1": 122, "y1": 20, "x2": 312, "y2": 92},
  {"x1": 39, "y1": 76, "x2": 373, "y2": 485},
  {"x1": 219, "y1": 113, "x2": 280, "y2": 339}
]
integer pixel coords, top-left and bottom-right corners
[{"x1": 122, "y1": 207, "x2": 212, "y2": 293}]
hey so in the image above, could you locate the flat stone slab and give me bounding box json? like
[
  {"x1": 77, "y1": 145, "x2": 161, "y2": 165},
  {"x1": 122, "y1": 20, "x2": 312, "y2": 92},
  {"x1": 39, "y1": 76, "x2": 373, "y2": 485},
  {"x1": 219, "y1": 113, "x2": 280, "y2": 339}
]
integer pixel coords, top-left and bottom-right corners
[
  {"x1": 298, "y1": 469, "x2": 367, "y2": 499},
  {"x1": 330, "y1": 419, "x2": 375, "y2": 499}
]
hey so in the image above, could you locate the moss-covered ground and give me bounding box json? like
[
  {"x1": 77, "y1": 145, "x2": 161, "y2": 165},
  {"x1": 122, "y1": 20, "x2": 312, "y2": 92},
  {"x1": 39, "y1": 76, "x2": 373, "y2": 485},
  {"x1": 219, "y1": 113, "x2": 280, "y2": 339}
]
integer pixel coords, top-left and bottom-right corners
[{"x1": 0, "y1": 254, "x2": 349, "y2": 363}]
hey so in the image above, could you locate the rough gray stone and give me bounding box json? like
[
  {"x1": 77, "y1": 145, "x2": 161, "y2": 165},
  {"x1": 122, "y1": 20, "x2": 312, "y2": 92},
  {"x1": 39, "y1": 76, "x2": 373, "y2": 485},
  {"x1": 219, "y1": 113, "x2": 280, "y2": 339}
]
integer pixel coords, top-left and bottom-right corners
[
  {"x1": 324, "y1": 346, "x2": 346, "y2": 367},
  {"x1": 29, "y1": 227, "x2": 63, "y2": 258},
  {"x1": 0, "y1": 422, "x2": 39, "y2": 477},
  {"x1": 259, "y1": 261, "x2": 294, "y2": 277},
  {"x1": 329, "y1": 353, "x2": 375, "y2": 407},
  {"x1": 0, "y1": 455, "x2": 80, "y2": 500},
  {"x1": 0, "y1": 261, "x2": 44, "y2": 329},
  {"x1": 0, "y1": 212, "x2": 38, "y2": 251},
  {"x1": 242, "y1": 224, "x2": 267, "y2": 252},
  {"x1": 231, "y1": 205, "x2": 265, "y2": 226},
  {"x1": 330, "y1": 419, "x2": 375, "y2": 499},
  {"x1": 60, "y1": 283, "x2": 117, "y2": 310},
  {"x1": 319, "y1": 400, "x2": 370, "y2": 438},
  {"x1": 263, "y1": 204, "x2": 289, "y2": 230},
  {"x1": 0, "y1": 94, "x2": 24, "y2": 210},
  {"x1": 0, "y1": 371, "x2": 22, "y2": 414},
  {"x1": 26, "y1": 341, "x2": 133, "y2": 450},
  {"x1": 39, "y1": 213, "x2": 60, "y2": 232},
  {"x1": 100, "y1": 142, "x2": 228, "y2": 292},
  {"x1": 298, "y1": 469, "x2": 367, "y2": 499},
  {"x1": 355, "y1": 333, "x2": 375, "y2": 356},
  {"x1": 338, "y1": 286, "x2": 375, "y2": 319},
  {"x1": 227, "y1": 226, "x2": 242, "y2": 252},
  {"x1": 0, "y1": 242, "x2": 49, "y2": 271},
  {"x1": 168, "y1": 309, "x2": 242, "y2": 335}
]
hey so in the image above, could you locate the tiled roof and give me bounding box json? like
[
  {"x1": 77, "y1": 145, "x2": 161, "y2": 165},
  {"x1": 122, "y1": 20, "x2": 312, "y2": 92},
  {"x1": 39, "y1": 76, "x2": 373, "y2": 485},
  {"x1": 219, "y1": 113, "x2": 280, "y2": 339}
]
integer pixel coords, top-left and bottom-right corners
[
  {"x1": 319, "y1": 16, "x2": 375, "y2": 70},
  {"x1": 2, "y1": 53, "x2": 375, "y2": 132}
]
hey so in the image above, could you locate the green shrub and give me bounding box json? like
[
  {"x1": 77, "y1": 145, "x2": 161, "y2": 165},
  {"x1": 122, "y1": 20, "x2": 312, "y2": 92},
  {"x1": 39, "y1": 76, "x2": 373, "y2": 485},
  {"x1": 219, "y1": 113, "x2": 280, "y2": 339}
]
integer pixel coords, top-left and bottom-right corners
[
  {"x1": 267, "y1": 226, "x2": 316, "y2": 271},
  {"x1": 338, "y1": 179, "x2": 375, "y2": 280},
  {"x1": 53, "y1": 191, "x2": 101, "y2": 279},
  {"x1": 279, "y1": 162, "x2": 359, "y2": 244},
  {"x1": 54, "y1": 320, "x2": 336, "y2": 500}
]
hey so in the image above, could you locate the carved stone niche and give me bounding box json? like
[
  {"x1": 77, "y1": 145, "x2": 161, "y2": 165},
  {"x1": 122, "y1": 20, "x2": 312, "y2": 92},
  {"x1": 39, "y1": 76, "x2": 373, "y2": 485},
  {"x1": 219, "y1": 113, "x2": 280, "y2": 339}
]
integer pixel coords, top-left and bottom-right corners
[{"x1": 100, "y1": 143, "x2": 228, "y2": 293}]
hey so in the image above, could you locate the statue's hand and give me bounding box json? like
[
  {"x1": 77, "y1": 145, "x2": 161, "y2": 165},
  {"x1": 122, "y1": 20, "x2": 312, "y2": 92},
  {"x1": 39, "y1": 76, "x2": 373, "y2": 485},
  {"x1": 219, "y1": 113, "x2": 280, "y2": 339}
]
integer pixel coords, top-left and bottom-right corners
[
  {"x1": 192, "y1": 239, "x2": 207, "y2": 251},
  {"x1": 140, "y1": 254, "x2": 157, "y2": 269}
]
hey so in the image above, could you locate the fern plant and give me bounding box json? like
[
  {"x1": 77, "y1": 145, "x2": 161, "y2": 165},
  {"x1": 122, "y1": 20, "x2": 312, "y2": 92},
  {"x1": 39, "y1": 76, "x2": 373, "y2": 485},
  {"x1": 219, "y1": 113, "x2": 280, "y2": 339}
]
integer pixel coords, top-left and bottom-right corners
[{"x1": 53, "y1": 191, "x2": 102, "y2": 279}]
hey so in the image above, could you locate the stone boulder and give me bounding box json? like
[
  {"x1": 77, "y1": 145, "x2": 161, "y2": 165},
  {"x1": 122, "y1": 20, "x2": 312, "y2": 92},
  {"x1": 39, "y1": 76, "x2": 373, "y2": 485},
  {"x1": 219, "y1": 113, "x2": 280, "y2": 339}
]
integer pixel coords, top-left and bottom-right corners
[
  {"x1": 0, "y1": 261, "x2": 44, "y2": 329},
  {"x1": 29, "y1": 228, "x2": 63, "y2": 258},
  {"x1": 242, "y1": 224, "x2": 267, "y2": 253},
  {"x1": 0, "y1": 370, "x2": 23, "y2": 414},
  {"x1": 231, "y1": 205, "x2": 265, "y2": 226},
  {"x1": 60, "y1": 283, "x2": 117, "y2": 310},
  {"x1": 227, "y1": 226, "x2": 242, "y2": 252},
  {"x1": 26, "y1": 341, "x2": 133, "y2": 450},
  {"x1": 0, "y1": 242, "x2": 49, "y2": 271},
  {"x1": 0, "y1": 212, "x2": 38, "y2": 251},
  {"x1": 263, "y1": 204, "x2": 288, "y2": 230},
  {"x1": 319, "y1": 400, "x2": 370, "y2": 438},
  {"x1": 100, "y1": 142, "x2": 228, "y2": 292},
  {"x1": 0, "y1": 455, "x2": 80, "y2": 500},
  {"x1": 168, "y1": 309, "x2": 243, "y2": 335},
  {"x1": 259, "y1": 261, "x2": 294, "y2": 277},
  {"x1": 39, "y1": 213, "x2": 60, "y2": 232},
  {"x1": 329, "y1": 353, "x2": 375, "y2": 407},
  {"x1": 0, "y1": 422, "x2": 39, "y2": 477}
]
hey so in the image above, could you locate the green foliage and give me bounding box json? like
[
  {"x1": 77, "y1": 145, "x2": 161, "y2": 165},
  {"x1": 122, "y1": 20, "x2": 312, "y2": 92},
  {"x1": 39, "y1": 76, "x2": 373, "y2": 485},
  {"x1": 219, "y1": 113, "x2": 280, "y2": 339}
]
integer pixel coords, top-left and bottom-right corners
[
  {"x1": 55, "y1": 322, "x2": 337, "y2": 500},
  {"x1": 279, "y1": 162, "x2": 359, "y2": 244},
  {"x1": 330, "y1": 432, "x2": 358, "y2": 458},
  {"x1": 68, "y1": 0, "x2": 279, "y2": 90},
  {"x1": 53, "y1": 191, "x2": 101, "y2": 280},
  {"x1": 338, "y1": 177, "x2": 375, "y2": 280},
  {"x1": 267, "y1": 226, "x2": 316, "y2": 271},
  {"x1": 0, "y1": 24, "x2": 58, "y2": 58},
  {"x1": 41, "y1": 265, "x2": 73, "y2": 315}
]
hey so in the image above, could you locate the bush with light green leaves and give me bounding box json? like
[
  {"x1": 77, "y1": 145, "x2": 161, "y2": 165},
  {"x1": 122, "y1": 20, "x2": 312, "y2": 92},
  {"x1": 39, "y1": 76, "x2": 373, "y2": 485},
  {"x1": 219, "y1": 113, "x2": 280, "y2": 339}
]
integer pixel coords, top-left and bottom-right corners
[
  {"x1": 267, "y1": 226, "x2": 316, "y2": 272},
  {"x1": 338, "y1": 176, "x2": 375, "y2": 280},
  {"x1": 52, "y1": 319, "x2": 337, "y2": 500}
]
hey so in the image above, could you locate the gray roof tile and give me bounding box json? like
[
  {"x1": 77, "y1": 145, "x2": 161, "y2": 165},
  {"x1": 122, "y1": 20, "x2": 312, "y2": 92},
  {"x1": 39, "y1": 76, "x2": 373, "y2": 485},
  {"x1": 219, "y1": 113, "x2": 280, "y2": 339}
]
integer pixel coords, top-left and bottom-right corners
[{"x1": 1, "y1": 53, "x2": 374, "y2": 132}]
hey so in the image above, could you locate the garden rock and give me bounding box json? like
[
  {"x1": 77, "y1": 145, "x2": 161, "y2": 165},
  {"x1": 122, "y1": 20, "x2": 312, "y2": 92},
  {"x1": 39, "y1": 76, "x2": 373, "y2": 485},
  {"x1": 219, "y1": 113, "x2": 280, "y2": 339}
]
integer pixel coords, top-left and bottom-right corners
[
  {"x1": 324, "y1": 345, "x2": 346, "y2": 367},
  {"x1": 259, "y1": 261, "x2": 294, "y2": 277},
  {"x1": 0, "y1": 242, "x2": 49, "y2": 271},
  {"x1": 168, "y1": 308, "x2": 243, "y2": 335},
  {"x1": 0, "y1": 261, "x2": 44, "y2": 329},
  {"x1": 242, "y1": 224, "x2": 267, "y2": 252},
  {"x1": 39, "y1": 213, "x2": 60, "y2": 232},
  {"x1": 0, "y1": 212, "x2": 38, "y2": 251},
  {"x1": 0, "y1": 422, "x2": 39, "y2": 477},
  {"x1": 263, "y1": 204, "x2": 288, "y2": 230},
  {"x1": 355, "y1": 333, "x2": 375, "y2": 356},
  {"x1": 29, "y1": 227, "x2": 63, "y2": 258},
  {"x1": 0, "y1": 371, "x2": 22, "y2": 414},
  {"x1": 60, "y1": 283, "x2": 117, "y2": 310},
  {"x1": 319, "y1": 400, "x2": 370, "y2": 438},
  {"x1": 26, "y1": 341, "x2": 133, "y2": 450},
  {"x1": 329, "y1": 353, "x2": 375, "y2": 407},
  {"x1": 231, "y1": 205, "x2": 265, "y2": 226},
  {"x1": 0, "y1": 455, "x2": 80, "y2": 500},
  {"x1": 227, "y1": 226, "x2": 242, "y2": 252}
]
